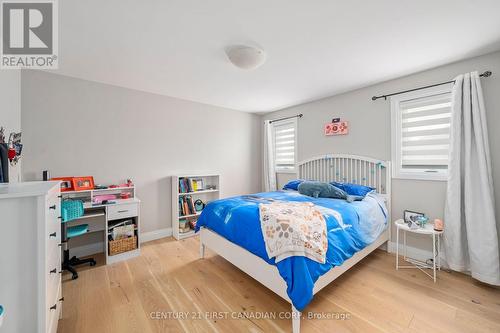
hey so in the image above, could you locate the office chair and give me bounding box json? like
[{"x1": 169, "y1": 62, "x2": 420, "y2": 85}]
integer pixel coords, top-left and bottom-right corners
[{"x1": 61, "y1": 200, "x2": 96, "y2": 280}]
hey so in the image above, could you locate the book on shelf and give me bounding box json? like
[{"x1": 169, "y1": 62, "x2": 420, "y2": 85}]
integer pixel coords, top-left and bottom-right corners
[
  {"x1": 179, "y1": 178, "x2": 189, "y2": 193},
  {"x1": 179, "y1": 177, "x2": 207, "y2": 193},
  {"x1": 179, "y1": 195, "x2": 197, "y2": 216},
  {"x1": 186, "y1": 195, "x2": 195, "y2": 214},
  {"x1": 191, "y1": 178, "x2": 204, "y2": 191}
]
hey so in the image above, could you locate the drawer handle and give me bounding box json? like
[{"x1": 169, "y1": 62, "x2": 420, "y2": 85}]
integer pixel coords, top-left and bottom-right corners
[
  {"x1": 117, "y1": 210, "x2": 128, "y2": 213},
  {"x1": 49, "y1": 232, "x2": 57, "y2": 238},
  {"x1": 50, "y1": 268, "x2": 57, "y2": 274},
  {"x1": 59, "y1": 297, "x2": 65, "y2": 302},
  {"x1": 49, "y1": 205, "x2": 56, "y2": 210},
  {"x1": 50, "y1": 304, "x2": 57, "y2": 311}
]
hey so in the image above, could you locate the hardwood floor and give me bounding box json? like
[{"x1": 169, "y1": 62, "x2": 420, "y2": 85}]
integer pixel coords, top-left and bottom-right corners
[{"x1": 58, "y1": 237, "x2": 500, "y2": 333}]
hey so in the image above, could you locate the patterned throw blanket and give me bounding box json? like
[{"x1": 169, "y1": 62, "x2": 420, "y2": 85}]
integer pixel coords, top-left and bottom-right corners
[{"x1": 259, "y1": 201, "x2": 328, "y2": 264}]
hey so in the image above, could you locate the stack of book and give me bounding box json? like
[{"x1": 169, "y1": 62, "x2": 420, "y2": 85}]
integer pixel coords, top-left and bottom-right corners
[
  {"x1": 179, "y1": 195, "x2": 196, "y2": 216},
  {"x1": 179, "y1": 177, "x2": 205, "y2": 193}
]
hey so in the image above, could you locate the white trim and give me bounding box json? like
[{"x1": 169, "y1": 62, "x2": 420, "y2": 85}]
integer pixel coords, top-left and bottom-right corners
[
  {"x1": 140, "y1": 228, "x2": 173, "y2": 243},
  {"x1": 391, "y1": 85, "x2": 452, "y2": 181}
]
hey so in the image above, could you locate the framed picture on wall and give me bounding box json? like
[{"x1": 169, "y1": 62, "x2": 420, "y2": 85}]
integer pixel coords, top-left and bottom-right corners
[{"x1": 72, "y1": 176, "x2": 95, "y2": 191}]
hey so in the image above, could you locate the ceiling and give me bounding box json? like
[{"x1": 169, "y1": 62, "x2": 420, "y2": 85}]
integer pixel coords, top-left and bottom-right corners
[{"x1": 53, "y1": 0, "x2": 500, "y2": 113}]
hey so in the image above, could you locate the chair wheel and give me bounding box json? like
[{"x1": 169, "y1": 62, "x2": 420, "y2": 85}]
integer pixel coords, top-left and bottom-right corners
[
  {"x1": 90, "y1": 260, "x2": 96, "y2": 266},
  {"x1": 72, "y1": 273, "x2": 78, "y2": 280}
]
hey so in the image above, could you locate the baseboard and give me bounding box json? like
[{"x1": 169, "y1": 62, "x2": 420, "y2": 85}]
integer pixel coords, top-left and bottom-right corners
[
  {"x1": 388, "y1": 241, "x2": 434, "y2": 262},
  {"x1": 140, "y1": 228, "x2": 173, "y2": 243},
  {"x1": 69, "y1": 242, "x2": 104, "y2": 258}
]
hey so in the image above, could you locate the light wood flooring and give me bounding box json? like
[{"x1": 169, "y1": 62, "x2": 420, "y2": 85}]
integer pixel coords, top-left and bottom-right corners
[{"x1": 58, "y1": 237, "x2": 500, "y2": 333}]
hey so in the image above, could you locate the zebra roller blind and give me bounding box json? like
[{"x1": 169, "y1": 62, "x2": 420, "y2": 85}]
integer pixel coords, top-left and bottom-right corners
[
  {"x1": 273, "y1": 118, "x2": 297, "y2": 172},
  {"x1": 392, "y1": 86, "x2": 452, "y2": 180}
]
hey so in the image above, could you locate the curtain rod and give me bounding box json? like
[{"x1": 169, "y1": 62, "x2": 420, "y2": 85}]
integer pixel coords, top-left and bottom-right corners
[
  {"x1": 371, "y1": 70, "x2": 492, "y2": 101},
  {"x1": 269, "y1": 113, "x2": 303, "y2": 124}
]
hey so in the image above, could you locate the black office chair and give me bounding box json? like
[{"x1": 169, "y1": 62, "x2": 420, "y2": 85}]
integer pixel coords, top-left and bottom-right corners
[{"x1": 61, "y1": 200, "x2": 96, "y2": 280}]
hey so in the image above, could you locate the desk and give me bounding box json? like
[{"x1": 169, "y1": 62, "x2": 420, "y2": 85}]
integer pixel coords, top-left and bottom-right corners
[{"x1": 61, "y1": 188, "x2": 141, "y2": 265}]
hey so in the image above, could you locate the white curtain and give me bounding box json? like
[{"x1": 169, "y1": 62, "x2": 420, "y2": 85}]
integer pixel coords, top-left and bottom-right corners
[
  {"x1": 263, "y1": 120, "x2": 277, "y2": 191},
  {"x1": 444, "y1": 71, "x2": 500, "y2": 285}
]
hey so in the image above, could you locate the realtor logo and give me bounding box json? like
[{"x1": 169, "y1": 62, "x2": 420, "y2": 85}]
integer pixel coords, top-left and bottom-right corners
[{"x1": 1, "y1": 0, "x2": 58, "y2": 69}]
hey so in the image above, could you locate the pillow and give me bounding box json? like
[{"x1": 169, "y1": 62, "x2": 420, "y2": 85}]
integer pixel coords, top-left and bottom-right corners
[
  {"x1": 298, "y1": 181, "x2": 359, "y2": 201},
  {"x1": 282, "y1": 179, "x2": 305, "y2": 191},
  {"x1": 330, "y1": 181, "x2": 375, "y2": 197}
]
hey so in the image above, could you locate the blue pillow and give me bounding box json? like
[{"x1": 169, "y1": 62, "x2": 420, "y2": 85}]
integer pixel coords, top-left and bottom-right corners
[
  {"x1": 330, "y1": 181, "x2": 375, "y2": 197},
  {"x1": 282, "y1": 179, "x2": 305, "y2": 191}
]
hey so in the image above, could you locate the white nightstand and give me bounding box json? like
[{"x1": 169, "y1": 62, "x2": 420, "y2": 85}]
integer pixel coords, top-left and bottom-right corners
[{"x1": 394, "y1": 219, "x2": 443, "y2": 282}]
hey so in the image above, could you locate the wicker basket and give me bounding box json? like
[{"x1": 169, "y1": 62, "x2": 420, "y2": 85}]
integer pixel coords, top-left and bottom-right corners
[{"x1": 109, "y1": 236, "x2": 137, "y2": 256}]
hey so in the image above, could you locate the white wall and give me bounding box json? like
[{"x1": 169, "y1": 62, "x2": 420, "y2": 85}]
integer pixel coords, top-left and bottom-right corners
[
  {"x1": 21, "y1": 70, "x2": 262, "y2": 235},
  {"x1": 263, "y1": 51, "x2": 500, "y2": 252},
  {"x1": 0, "y1": 70, "x2": 21, "y2": 182}
]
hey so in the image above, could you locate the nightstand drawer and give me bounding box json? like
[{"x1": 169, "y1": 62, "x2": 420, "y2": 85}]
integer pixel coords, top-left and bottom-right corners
[{"x1": 108, "y1": 203, "x2": 138, "y2": 221}]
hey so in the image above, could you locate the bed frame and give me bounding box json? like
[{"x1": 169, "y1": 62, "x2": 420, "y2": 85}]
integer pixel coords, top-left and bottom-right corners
[{"x1": 199, "y1": 154, "x2": 391, "y2": 333}]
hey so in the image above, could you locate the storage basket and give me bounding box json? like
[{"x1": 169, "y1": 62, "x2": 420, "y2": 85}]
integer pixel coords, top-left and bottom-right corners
[
  {"x1": 61, "y1": 200, "x2": 84, "y2": 222},
  {"x1": 109, "y1": 236, "x2": 137, "y2": 256}
]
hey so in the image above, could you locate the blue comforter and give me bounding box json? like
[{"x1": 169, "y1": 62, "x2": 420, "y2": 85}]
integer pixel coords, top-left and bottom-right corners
[{"x1": 195, "y1": 190, "x2": 387, "y2": 311}]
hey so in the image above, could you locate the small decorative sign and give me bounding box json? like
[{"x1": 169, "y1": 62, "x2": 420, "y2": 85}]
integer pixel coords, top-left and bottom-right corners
[{"x1": 324, "y1": 121, "x2": 349, "y2": 136}]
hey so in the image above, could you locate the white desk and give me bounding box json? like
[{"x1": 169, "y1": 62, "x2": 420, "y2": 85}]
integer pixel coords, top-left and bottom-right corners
[{"x1": 61, "y1": 190, "x2": 141, "y2": 265}]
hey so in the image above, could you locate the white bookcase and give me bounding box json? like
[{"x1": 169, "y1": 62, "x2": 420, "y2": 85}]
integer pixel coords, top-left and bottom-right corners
[{"x1": 171, "y1": 174, "x2": 220, "y2": 240}]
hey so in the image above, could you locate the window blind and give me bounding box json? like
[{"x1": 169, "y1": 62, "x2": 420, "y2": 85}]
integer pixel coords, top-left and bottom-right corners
[
  {"x1": 399, "y1": 92, "x2": 452, "y2": 172},
  {"x1": 273, "y1": 119, "x2": 296, "y2": 171}
]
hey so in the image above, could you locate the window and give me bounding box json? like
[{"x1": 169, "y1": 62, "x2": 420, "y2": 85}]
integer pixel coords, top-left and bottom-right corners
[
  {"x1": 272, "y1": 118, "x2": 297, "y2": 173},
  {"x1": 391, "y1": 85, "x2": 452, "y2": 181}
]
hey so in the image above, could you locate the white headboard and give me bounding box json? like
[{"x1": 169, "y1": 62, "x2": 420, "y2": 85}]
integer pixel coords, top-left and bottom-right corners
[
  {"x1": 297, "y1": 154, "x2": 392, "y2": 244},
  {"x1": 297, "y1": 154, "x2": 391, "y2": 196}
]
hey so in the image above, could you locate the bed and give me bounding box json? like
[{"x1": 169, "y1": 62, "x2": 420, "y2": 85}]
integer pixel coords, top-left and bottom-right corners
[{"x1": 196, "y1": 154, "x2": 391, "y2": 333}]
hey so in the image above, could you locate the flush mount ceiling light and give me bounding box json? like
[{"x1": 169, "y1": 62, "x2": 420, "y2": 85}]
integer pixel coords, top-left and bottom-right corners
[{"x1": 225, "y1": 45, "x2": 266, "y2": 70}]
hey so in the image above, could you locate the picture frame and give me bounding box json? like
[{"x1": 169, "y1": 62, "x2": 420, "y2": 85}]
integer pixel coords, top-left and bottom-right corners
[
  {"x1": 51, "y1": 177, "x2": 75, "y2": 192},
  {"x1": 72, "y1": 176, "x2": 95, "y2": 191},
  {"x1": 404, "y1": 210, "x2": 425, "y2": 224},
  {"x1": 324, "y1": 121, "x2": 349, "y2": 136}
]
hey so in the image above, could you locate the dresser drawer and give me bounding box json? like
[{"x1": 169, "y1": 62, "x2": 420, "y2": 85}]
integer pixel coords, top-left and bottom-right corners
[
  {"x1": 46, "y1": 240, "x2": 61, "y2": 277},
  {"x1": 46, "y1": 193, "x2": 60, "y2": 218},
  {"x1": 46, "y1": 278, "x2": 62, "y2": 333},
  {"x1": 46, "y1": 271, "x2": 60, "y2": 308},
  {"x1": 108, "y1": 203, "x2": 138, "y2": 221}
]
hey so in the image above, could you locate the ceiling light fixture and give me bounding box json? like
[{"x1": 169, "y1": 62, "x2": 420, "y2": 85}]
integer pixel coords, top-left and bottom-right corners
[{"x1": 225, "y1": 45, "x2": 266, "y2": 70}]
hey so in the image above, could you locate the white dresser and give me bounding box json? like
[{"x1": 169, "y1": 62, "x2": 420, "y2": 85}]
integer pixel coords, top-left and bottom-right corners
[{"x1": 0, "y1": 181, "x2": 62, "y2": 333}]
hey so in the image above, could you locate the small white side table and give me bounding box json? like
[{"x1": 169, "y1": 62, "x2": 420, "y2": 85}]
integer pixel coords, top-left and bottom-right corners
[{"x1": 394, "y1": 219, "x2": 443, "y2": 282}]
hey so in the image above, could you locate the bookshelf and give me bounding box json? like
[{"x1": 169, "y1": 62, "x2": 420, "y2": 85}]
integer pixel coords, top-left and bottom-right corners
[{"x1": 171, "y1": 174, "x2": 220, "y2": 240}]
